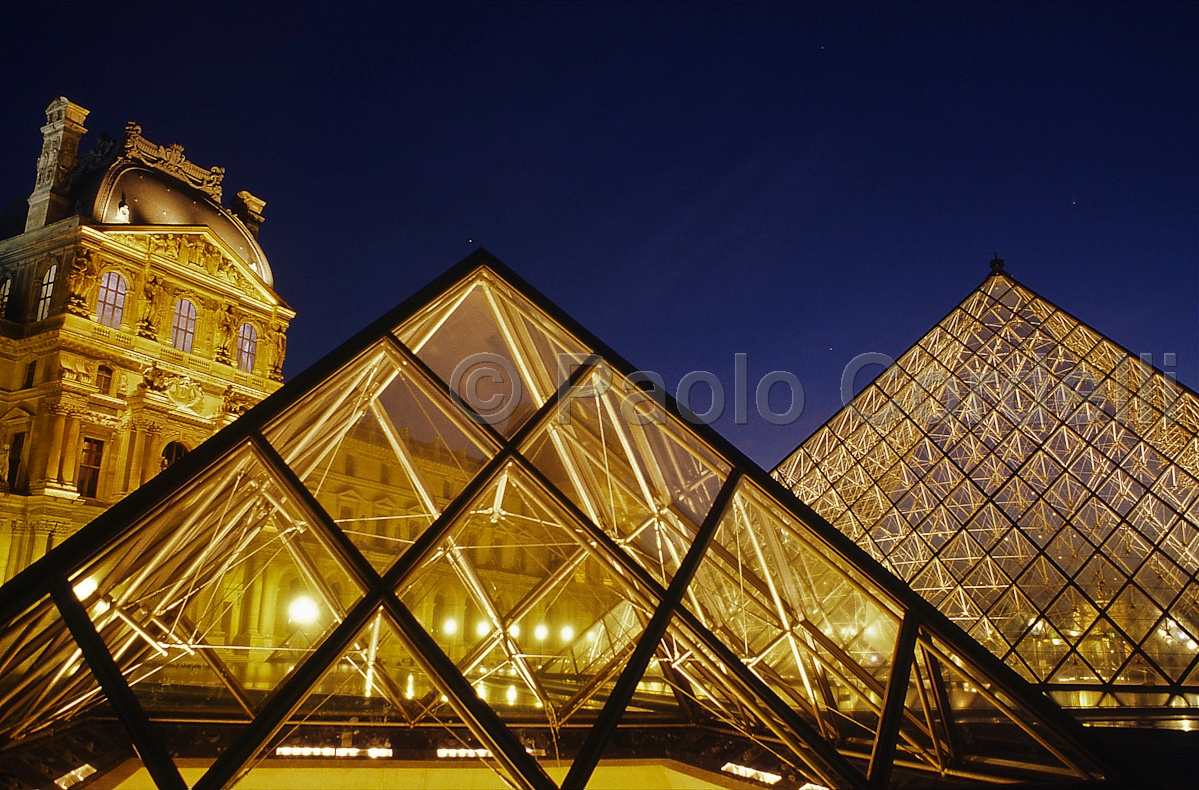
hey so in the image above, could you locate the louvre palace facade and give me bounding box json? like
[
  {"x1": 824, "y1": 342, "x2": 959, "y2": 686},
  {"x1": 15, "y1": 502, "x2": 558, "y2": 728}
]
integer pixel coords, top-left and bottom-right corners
[{"x1": 0, "y1": 99, "x2": 293, "y2": 585}]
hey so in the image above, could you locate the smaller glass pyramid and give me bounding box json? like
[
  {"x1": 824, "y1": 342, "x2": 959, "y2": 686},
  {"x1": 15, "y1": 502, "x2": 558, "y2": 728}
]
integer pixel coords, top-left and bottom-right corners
[{"x1": 777, "y1": 264, "x2": 1199, "y2": 723}]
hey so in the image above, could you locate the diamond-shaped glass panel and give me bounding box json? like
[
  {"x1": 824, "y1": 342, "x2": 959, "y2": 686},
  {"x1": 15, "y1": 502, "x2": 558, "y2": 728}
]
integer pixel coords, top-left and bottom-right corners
[
  {"x1": 521, "y1": 364, "x2": 729, "y2": 585},
  {"x1": 395, "y1": 272, "x2": 590, "y2": 437}
]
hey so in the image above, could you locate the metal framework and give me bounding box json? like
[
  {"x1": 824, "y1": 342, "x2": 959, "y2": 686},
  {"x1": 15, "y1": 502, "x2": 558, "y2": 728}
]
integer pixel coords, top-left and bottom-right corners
[
  {"x1": 776, "y1": 265, "x2": 1199, "y2": 722},
  {"x1": 0, "y1": 251, "x2": 1102, "y2": 788}
]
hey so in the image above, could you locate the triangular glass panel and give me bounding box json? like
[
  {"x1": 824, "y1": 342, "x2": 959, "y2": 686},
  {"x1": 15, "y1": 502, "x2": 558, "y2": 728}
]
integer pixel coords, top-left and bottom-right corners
[
  {"x1": 395, "y1": 270, "x2": 591, "y2": 437},
  {"x1": 661, "y1": 614, "x2": 863, "y2": 790},
  {"x1": 520, "y1": 363, "x2": 730, "y2": 586},
  {"x1": 66, "y1": 447, "x2": 366, "y2": 713},
  {"x1": 394, "y1": 461, "x2": 665, "y2": 752},
  {"x1": 289, "y1": 608, "x2": 416, "y2": 723},
  {"x1": 241, "y1": 608, "x2": 513, "y2": 787},
  {"x1": 0, "y1": 594, "x2": 105, "y2": 742},
  {"x1": 261, "y1": 341, "x2": 498, "y2": 573},
  {"x1": 924, "y1": 635, "x2": 1086, "y2": 777}
]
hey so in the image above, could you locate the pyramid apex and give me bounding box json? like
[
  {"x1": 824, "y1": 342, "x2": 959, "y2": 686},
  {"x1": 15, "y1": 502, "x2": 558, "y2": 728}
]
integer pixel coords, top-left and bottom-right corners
[{"x1": 989, "y1": 253, "x2": 1006, "y2": 275}]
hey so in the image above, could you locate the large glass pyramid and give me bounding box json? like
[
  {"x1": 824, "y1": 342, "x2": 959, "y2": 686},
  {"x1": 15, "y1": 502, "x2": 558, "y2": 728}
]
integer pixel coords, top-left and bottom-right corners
[
  {"x1": 0, "y1": 252, "x2": 1101, "y2": 788},
  {"x1": 776, "y1": 261, "x2": 1199, "y2": 724}
]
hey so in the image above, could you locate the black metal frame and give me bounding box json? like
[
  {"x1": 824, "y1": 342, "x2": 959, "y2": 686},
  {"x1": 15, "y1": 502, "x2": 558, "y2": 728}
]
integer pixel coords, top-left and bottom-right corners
[{"x1": 0, "y1": 249, "x2": 1107, "y2": 788}]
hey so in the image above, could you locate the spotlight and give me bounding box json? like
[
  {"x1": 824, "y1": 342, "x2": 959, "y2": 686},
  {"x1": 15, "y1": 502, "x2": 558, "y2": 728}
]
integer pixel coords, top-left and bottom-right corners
[{"x1": 288, "y1": 595, "x2": 319, "y2": 625}]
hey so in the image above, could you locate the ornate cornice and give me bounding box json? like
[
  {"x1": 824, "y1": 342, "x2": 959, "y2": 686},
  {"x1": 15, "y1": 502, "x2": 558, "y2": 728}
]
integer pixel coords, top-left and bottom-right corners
[
  {"x1": 118, "y1": 122, "x2": 225, "y2": 201},
  {"x1": 76, "y1": 123, "x2": 226, "y2": 201}
]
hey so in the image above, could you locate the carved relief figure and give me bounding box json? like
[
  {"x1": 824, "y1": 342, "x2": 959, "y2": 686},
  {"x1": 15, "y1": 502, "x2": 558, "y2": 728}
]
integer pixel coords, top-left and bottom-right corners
[
  {"x1": 267, "y1": 323, "x2": 287, "y2": 381},
  {"x1": 140, "y1": 363, "x2": 170, "y2": 392},
  {"x1": 215, "y1": 304, "x2": 236, "y2": 364},
  {"x1": 222, "y1": 385, "x2": 254, "y2": 417},
  {"x1": 67, "y1": 249, "x2": 98, "y2": 316},
  {"x1": 34, "y1": 138, "x2": 56, "y2": 189},
  {"x1": 138, "y1": 275, "x2": 163, "y2": 337},
  {"x1": 148, "y1": 234, "x2": 182, "y2": 260}
]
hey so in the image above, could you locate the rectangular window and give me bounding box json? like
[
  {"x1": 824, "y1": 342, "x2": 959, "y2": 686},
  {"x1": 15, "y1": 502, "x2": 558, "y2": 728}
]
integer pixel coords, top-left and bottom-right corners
[
  {"x1": 7, "y1": 432, "x2": 24, "y2": 490},
  {"x1": 23, "y1": 361, "x2": 35, "y2": 389},
  {"x1": 95, "y1": 365, "x2": 113, "y2": 395},
  {"x1": 36, "y1": 264, "x2": 57, "y2": 321},
  {"x1": 77, "y1": 438, "x2": 104, "y2": 498}
]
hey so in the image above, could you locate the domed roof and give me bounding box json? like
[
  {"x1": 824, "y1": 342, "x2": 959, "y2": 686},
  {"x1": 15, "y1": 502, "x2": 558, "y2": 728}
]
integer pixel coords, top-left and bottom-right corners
[
  {"x1": 79, "y1": 163, "x2": 273, "y2": 286},
  {"x1": 69, "y1": 122, "x2": 274, "y2": 287}
]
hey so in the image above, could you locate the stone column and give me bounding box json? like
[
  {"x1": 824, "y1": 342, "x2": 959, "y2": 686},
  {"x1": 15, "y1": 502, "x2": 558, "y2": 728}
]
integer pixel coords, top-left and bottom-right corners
[
  {"x1": 140, "y1": 430, "x2": 159, "y2": 485},
  {"x1": 127, "y1": 427, "x2": 146, "y2": 492},
  {"x1": 243, "y1": 563, "x2": 263, "y2": 645},
  {"x1": 260, "y1": 564, "x2": 282, "y2": 643},
  {"x1": 43, "y1": 412, "x2": 65, "y2": 485},
  {"x1": 60, "y1": 415, "x2": 81, "y2": 487}
]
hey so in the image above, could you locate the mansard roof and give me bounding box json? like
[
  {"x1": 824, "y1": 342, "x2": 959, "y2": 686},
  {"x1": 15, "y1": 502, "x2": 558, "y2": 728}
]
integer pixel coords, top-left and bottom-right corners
[
  {"x1": 0, "y1": 251, "x2": 1102, "y2": 788},
  {"x1": 776, "y1": 265, "x2": 1199, "y2": 722}
]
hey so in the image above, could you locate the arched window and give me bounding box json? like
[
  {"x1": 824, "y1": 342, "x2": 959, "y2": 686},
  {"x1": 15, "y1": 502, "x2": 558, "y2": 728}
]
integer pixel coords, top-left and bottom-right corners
[
  {"x1": 236, "y1": 322, "x2": 258, "y2": 372},
  {"x1": 171, "y1": 299, "x2": 197, "y2": 352},
  {"x1": 0, "y1": 277, "x2": 11, "y2": 318},
  {"x1": 96, "y1": 365, "x2": 113, "y2": 395},
  {"x1": 35, "y1": 264, "x2": 57, "y2": 321},
  {"x1": 96, "y1": 272, "x2": 127, "y2": 328},
  {"x1": 161, "y1": 441, "x2": 188, "y2": 469}
]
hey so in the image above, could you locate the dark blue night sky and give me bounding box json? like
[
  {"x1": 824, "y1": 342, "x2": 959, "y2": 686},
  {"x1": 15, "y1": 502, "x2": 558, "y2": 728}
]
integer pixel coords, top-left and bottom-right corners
[{"x1": 1, "y1": 2, "x2": 1195, "y2": 467}]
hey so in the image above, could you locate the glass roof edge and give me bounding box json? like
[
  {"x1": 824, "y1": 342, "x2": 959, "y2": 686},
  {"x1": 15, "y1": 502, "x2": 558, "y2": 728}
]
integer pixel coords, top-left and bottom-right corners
[
  {"x1": 0, "y1": 433, "x2": 262, "y2": 628},
  {"x1": 780, "y1": 268, "x2": 1199, "y2": 476},
  {"x1": 736, "y1": 465, "x2": 1108, "y2": 777},
  {"x1": 772, "y1": 278, "x2": 1009, "y2": 474}
]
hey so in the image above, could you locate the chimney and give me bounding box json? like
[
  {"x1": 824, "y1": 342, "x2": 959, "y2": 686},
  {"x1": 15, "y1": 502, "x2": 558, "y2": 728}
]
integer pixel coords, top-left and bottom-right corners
[
  {"x1": 231, "y1": 190, "x2": 266, "y2": 239},
  {"x1": 25, "y1": 97, "x2": 90, "y2": 232}
]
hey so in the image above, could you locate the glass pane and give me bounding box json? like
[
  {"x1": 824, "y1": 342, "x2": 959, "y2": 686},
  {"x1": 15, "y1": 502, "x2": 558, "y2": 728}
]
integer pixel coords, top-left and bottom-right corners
[
  {"x1": 521, "y1": 364, "x2": 730, "y2": 585},
  {"x1": 0, "y1": 595, "x2": 103, "y2": 742},
  {"x1": 69, "y1": 447, "x2": 365, "y2": 713},
  {"x1": 395, "y1": 273, "x2": 590, "y2": 437},
  {"x1": 927, "y1": 636, "x2": 1081, "y2": 775},
  {"x1": 661, "y1": 614, "x2": 847, "y2": 790},
  {"x1": 264, "y1": 340, "x2": 497, "y2": 573},
  {"x1": 395, "y1": 462, "x2": 663, "y2": 746}
]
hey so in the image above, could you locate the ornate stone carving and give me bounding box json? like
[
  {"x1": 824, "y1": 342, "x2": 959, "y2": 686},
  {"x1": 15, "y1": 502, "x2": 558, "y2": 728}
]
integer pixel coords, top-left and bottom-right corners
[
  {"x1": 166, "y1": 377, "x2": 204, "y2": 412},
  {"x1": 214, "y1": 304, "x2": 237, "y2": 365},
  {"x1": 140, "y1": 363, "x2": 171, "y2": 392},
  {"x1": 121, "y1": 122, "x2": 225, "y2": 201},
  {"x1": 137, "y1": 275, "x2": 164, "y2": 338},
  {"x1": 58, "y1": 354, "x2": 90, "y2": 383},
  {"x1": 139, "y1": 364, "x2": 204, "y2": 413},
  {"x1": 148, "y1": 234, "x2": 182, "y2": 260},
  {"x1": 267, "y1": 322, "x2": 287, "y2": 382},
  {"x1": 221, "y1": 385, "x2": 254, "y2": 417},
  {"x1": 67, "y1": 249, "x2": 98, "y2": 317},
  {"x1": 75, "y1": 132, "x2": 119, "y2": 177}
]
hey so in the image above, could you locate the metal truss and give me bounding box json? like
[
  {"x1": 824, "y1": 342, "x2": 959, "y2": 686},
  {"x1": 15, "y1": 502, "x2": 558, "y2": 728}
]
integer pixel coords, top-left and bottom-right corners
[
  {"x1": 776, "y1": 267, "x2": 1199, "y2": 718},
  {"x1": 0, "y1": 251, "x2": 1103, "y2": 788}
]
